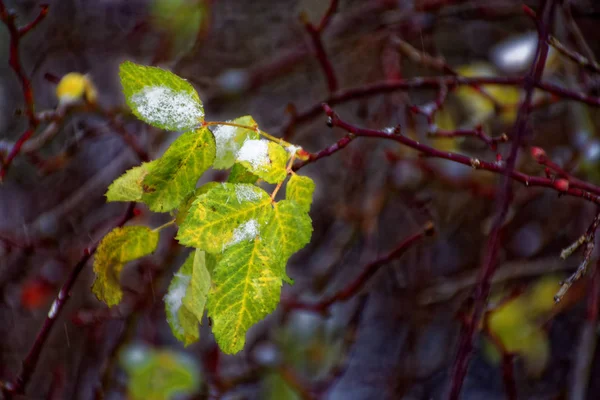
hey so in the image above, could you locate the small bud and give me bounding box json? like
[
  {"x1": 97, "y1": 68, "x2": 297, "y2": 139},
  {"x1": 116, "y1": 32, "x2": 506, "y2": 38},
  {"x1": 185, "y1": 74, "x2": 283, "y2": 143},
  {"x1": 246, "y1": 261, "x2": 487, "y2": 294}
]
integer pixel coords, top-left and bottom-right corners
[
  {"x1": 56, "y1": 73, "x2": 97, "y2": 105},
  {"x1": 326, "y1": 116, "x2": 333, "y2": 127},
  {"x1": 554, "y1": 179, "x2": 569, "y2": 192},
  {"x1": 530, "y1": 147, "x2": 546, "y2": 162}
]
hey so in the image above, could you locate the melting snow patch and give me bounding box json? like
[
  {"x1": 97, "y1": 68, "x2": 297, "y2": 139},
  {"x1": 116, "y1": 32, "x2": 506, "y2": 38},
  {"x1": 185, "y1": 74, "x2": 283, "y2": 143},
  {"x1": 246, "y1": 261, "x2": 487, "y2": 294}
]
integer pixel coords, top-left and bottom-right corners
[
  {"x1": 131, "y1": 86, "x2": 203, "y2": 130},
  {"x1": 213, "y1": 124, "x2": 238, "y2": 161},
  {"x1": 237, "y1": 139, "x2": 269, "y2": 170},
  {"x1": 164, "y1": 273, "x2": 191, "y2": 334},
  {"x1": 234, "y1": 184, "x2": 261, "y2": 203},
  {"x1": 226, "y1": 219, "x2": 259, "y2": 249}
]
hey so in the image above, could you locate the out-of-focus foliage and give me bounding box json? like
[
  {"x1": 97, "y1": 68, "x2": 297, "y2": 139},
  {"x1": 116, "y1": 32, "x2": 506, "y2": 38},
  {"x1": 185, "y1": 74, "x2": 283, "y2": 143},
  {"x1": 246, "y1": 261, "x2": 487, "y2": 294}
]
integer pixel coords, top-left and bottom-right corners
[
  {"x1": 119, "y1": 344, "x2": 201, "y2": 400},
  {"x1": 483, "y1": 275, "x2": 562, "y2": 377}
]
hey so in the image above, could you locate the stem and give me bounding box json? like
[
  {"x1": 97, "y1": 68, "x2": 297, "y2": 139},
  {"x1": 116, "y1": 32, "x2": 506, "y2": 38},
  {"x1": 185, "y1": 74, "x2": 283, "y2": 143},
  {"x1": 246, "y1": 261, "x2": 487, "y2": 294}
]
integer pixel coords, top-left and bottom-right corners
[
  {"x1": 152, "y1": 218, "x2": 176, "y2": 232},
  {"x1": 204, "y1": 120, "x2": 292, "y2": 148}
]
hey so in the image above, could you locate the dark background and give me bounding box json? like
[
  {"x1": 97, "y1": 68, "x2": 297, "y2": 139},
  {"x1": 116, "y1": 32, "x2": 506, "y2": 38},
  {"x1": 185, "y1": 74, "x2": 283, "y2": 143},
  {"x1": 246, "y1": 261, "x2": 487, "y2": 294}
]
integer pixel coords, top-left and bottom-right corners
[{"x1": 2, "y1": 0, "x2": 600, "y2": 399}]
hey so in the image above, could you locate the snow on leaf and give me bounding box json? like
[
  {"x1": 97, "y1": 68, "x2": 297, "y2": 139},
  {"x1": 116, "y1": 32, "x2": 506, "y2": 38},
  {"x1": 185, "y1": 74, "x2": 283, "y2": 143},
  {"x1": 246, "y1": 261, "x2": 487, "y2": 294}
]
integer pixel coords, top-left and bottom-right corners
[
  {"x1": 119, "y1": 61, "x2": 204, "y2": 131},
  {"x1": 212, "y1": 116, "x2": 260, "y2": 169},
  {"x1": 237, "y1": 139, "x2": 269, "y2": 169},
  {"x1": 165, "y1": 272, "x2": 191, "y2": 335},
  {"x1": 226, "y1": 219, "x2": 260, "y2": 250},
  {"x1": 131, "y1": 86, "x2": 203, "y2": 131},
  {"x1": 176, "y1": 183, "x2": 272, "y2": 253}
]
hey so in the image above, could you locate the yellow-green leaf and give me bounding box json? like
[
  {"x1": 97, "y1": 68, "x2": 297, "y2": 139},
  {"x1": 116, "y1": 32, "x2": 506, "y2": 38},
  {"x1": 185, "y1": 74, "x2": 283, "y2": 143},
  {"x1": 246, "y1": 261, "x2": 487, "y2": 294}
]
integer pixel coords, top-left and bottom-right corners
[
  {"x1": 207, "y1": 238, "x2": 283, "y2": 354},
  {"x1": 237, "y1": 140, "x2": 288, "y2": 184},
  {"x1": 285, "y1": 175, "x2": 315, "y2": 212},
  {"x1": 227, "y1": 162, "x2": 258, "y2": 184},
  {"x1": 142, "y1": 128, "x2": 216, "y2": 212},
  {"x1": 211, "y1": 116, "x2": 260, "y2": 169},
  {"x1": 175, "y1": 182, "x2": 220, "y2": 226},
  {"x1": 165, "y1": 249, "x2": 212, "y2": 346},
  {"x1": 119, "y1": 61, "x2": 204, "y2": 131},
  {"x1": 92, "y1": 226, "x2": 159, "y2": 306},
  {"x1": 106, "y1": 161, "x2": 157, "y2": 202},
  {"x1": 176, "y1": 183, "x2": 272, "y2": 253},
  {"x1": 262, "y1": 200, "x2": 312, "y2": 283}
]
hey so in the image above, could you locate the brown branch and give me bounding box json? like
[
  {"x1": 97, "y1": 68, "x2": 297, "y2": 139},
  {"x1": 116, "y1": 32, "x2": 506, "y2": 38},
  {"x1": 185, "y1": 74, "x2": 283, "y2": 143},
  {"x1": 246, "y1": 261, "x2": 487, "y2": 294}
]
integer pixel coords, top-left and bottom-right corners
[
  {"x1": 1, "y1": 203, "x2": 136, "y2": 398},
  {"x1": 284, "y1": 221, "x2": 434, "y2": 314}
]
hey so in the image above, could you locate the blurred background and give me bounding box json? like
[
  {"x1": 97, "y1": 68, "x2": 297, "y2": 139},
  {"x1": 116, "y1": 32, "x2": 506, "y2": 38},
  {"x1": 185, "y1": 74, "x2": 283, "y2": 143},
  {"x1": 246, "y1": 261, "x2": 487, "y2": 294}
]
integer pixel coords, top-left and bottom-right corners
[{"x1": 2, "y1": 0, "x2": 600, "y2": 398}]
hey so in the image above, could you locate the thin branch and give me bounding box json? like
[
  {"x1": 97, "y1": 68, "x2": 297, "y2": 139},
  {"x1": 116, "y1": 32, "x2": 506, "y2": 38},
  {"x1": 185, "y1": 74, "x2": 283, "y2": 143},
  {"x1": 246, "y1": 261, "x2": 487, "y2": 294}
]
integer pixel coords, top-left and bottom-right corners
[
  {"x1": 0, "y1": 2, "x2": 48, "y2": 179},
  {"x1": 1, "y1": 203, "x2": 136, "y2": 397},
  {"x1": 549, "y1": 35, "x2": 600, "y2": 74},
  {"x1": 318, "y1": 104, "x2": 600, "y2": 205},
  {"x1": 447, "y1": 2, "x2": 555, "y2": 398},
  {"x1": 301, "y1": 6, "x2": 339, "y2": 93},
  {"x1": 555, "y1": 211, "x2": 600, "y2": 302},
  {"x1": 284, "y1": 221, "x2": 434, "y2": 313}
]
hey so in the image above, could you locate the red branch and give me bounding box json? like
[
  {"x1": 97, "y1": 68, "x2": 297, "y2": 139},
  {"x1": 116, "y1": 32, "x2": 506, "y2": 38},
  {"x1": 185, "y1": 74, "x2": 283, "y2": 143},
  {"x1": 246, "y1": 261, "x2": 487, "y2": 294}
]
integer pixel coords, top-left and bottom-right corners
[
  {"x1": 0, "y1": 2, "x2": 48, "y2": 180},
  {"x1": 318, "y1": 104, "x2": 600, "y2": 204},
  {"x1": 301, "y1": 0, "x2": 339, "y2": 93},
  {"x1": 446, "y1": 2, "x2": 555, "y2": 398},
  {"x1": 279, "y1": 75, "x2": 600, "y2": 137},
  {"x1": 1, "y1": 203, "x2": 136, "y2": 398},
  {"x1": 284, "y1": 221, "x2": 434, "y2": 314}
]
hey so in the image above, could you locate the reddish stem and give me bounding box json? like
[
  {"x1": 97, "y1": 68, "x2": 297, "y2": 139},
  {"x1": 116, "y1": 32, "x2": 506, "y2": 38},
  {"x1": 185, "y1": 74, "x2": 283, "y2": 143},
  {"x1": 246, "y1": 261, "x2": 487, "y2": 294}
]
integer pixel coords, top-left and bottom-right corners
[
  {"x1": 446, "y1": 2, "x2": 555, "y2": 398},
  {"x1": 0, "y1": 2, "x2": 48, "y2": 180}
]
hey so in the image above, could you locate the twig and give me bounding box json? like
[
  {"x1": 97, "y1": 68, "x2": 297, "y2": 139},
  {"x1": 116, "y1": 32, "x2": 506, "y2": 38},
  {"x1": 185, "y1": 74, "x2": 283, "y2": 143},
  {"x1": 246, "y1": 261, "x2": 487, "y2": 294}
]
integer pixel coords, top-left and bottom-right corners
[
  {"x1": 428, "y1": 126, "x2": 508, "y2": 152},
  {"x1": 1, "y1": 203, "x2": 136, "y2": 397},
  {"x1": 301, "y1": 0, "x2": 339, "y2": 93},
  {"x1": 555, "y1": 211, "x2": 600, "y2": 302},
  {"x1": 549, "y1": 36, "x2": 600, "y2": 74},
  {"x1": 447, "y1": 2, "x2": 555, "y2": 399},
  {"x1": 318, "y1": 104, "x2": 600, "y2": 205},
  {"x1": 0, "y1": 2, "x2": 48, "y2": 179},
  {"x1": 284, "y1": 221, "x2": 434, "y2": 313}
]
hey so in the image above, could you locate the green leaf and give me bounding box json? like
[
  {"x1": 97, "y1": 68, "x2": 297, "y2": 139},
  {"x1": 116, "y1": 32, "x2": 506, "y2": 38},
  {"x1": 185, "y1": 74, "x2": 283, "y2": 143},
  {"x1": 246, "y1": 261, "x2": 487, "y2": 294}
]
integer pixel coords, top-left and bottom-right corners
[
  {"x1": 120, "y1": 345, "x2": 201, "y2": 400},
  {"x1": 92, "y1": 226, "x2": 159, "y2": 306},
  {"x1": 183, "y1": 250, "x2": 213, "y2": 320},
  {"x1": 119, "y1": 61, "x2": 204, "y2": 131},
  {"x1": 207, "y1": 238, "x2": 283, "y2": 354},
  {"x1": 176, "y1": 183, "x2": 272, "y2": 254},
  {"x1": 285, "y1": 175, "x2": 315, "y2": 212},
  {"x1": 142, "y1": 128, "x2": 216, "y2": 212},
  {"x1": 175, "y1": 182, "x2": 219, "y2": 226},
  {"x1": 212, "y1": 116, "x2": 260, "y2": 169},
  {"x1": 227, "y1": 162, "x2": 258, "y2": 184},
  {"x1": 106, "y1": 161, "x2": 157, "y2": 202},
  {"x1": 237, "y1": 140, "x2": 289, "y2": 184},
  {"x1": 165, "y1": 249, "x2": 212, "y2": 346},
  {"x1": 262, "y1": 200, "x2": 312, "y2": 283}
]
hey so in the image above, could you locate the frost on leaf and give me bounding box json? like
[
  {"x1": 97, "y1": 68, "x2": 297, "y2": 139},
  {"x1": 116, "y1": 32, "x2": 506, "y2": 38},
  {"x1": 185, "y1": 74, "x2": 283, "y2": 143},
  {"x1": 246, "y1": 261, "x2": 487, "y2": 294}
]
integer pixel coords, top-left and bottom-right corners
[
  {"x1": 166, "y1": 250, "x2": 212, "y2": 346},
  {"x1": 92, "y1": 226, "x2": 159, "y2": 306},
  {"x1": 106, "y1": 161, "x2": 157, "y2": 203},
  {"x1": 131, "y1": 86, "x2": 203, "y2": 131},
  {"x1": 226, "y1": 219, "x2": 260, "y2": 250},
  {"x1": 212, "y1": 116, "x2": 260, "y2": 169},
  {"x1": 141, "y1": 127, "x2": 216, "y2": 213},
  {"x1": 119, "y1": 61, "x2": 204, "y2": 132},
  {"x1": 176, "y1": 183, "x2": 271, "y2": 253},
  {"x1": 236, "y1": 140, "x2": 288, "y2": 184}
]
